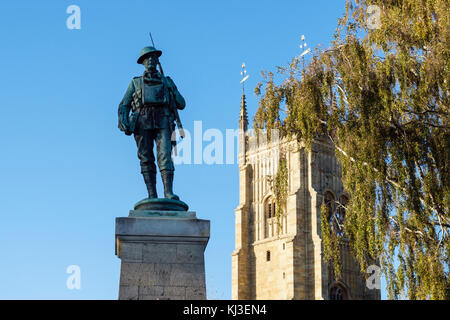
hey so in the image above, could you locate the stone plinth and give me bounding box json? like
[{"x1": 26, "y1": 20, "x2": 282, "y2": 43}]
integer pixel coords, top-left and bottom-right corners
[{"x1": 115, "y1": 211, "x2": 210, "y2": 300}]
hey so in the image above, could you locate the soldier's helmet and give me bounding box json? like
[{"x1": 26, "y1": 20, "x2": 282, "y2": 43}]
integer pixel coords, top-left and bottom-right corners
[{"x1": 137, "y1": 46, "x2": 162, "y2": 64}]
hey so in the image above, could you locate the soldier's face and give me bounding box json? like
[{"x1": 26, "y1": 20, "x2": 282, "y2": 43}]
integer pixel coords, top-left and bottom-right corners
[{"x1": 143, "y1": 55, "x2": 158, "y2": 71}]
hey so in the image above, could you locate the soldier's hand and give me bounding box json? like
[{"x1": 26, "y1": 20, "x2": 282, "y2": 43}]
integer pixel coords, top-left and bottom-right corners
[
  {"x1": 119, "y1": 123, "x2": 132, "y2": 135},
  {"x1": 119, "y1": 117, "x2": 130, "y2": 132}
]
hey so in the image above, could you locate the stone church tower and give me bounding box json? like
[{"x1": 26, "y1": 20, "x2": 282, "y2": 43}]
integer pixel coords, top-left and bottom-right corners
[{"x1": 231, "y1": 93, "x2": 380, "y2": 300}]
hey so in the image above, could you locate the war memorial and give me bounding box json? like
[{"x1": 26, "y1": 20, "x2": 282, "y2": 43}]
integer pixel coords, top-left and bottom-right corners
[{"x1": 115, "y1": 45, "x2": 210, "y2": 300}]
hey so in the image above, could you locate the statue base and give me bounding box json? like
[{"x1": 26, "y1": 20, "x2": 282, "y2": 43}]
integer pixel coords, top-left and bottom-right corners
[
  {"x1": 115, "y1": 203, "x2": 210, "y2": 300},
  {"x1": 134, "y1": 198, "x2": 189, "y2": 212}
]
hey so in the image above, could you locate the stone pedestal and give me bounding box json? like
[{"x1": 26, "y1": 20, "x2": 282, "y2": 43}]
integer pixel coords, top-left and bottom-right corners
[{"x1": 115, "y1": 205, "x2": 210, "y2": 300}]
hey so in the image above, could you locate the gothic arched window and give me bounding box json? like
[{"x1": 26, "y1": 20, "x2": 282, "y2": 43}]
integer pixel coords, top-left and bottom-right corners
[
  {"x1": 329, "y1": 284, "x2": 347, "y2": 300},
  {"x1": 265, "y1": 197, "x2": 276, "y2": 219},
  {"x1": 265, "y1": 197, "x2": 277, "y2": 238},
  {"x1": 334, "y1": 195, "x2": 348, "y2": 236},
  {"x1": 324, "y1": 192, "x2": 347, "y2": 237}
]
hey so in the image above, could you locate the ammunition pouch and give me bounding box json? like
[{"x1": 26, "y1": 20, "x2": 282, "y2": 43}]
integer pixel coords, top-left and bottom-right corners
[
  {"x1": 131, "y1": 88, "x2": 143, "y2": 112},
  {"x1": 127, "y1": 88, "x2": 144, "y2": 134}
]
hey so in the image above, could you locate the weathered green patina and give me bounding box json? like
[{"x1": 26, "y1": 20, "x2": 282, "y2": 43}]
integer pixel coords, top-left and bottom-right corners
[{"x1": 118, "y1": 46, "x2": 186, "y2": 203}]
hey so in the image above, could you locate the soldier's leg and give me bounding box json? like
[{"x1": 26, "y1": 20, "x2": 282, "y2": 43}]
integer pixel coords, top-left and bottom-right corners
[
  {"x1": 155, "y1": 128, "x2": 179, "y2": 200},
  {"x1": 134, "y1": 129, "x2": 158, "y2": 198}
]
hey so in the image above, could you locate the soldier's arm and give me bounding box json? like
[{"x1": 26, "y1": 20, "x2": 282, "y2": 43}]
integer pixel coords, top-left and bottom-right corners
[
  {"x1": 166, "y1": 76, "x2": 186, "y2": 110},
  {"x1": 118, "y1": 80, "x2": 135, "y2": 133}
]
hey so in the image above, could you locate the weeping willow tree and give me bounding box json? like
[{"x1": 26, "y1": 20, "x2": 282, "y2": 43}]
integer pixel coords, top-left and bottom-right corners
[{"x1": 254, "y1": 0, "x2": 449, "y2": 299}]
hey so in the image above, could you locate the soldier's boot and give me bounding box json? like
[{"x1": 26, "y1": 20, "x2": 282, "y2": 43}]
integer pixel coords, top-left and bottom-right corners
[
  {"x1": 161, "y1": 170, "x2": 179, "y2": 200},
  {"x1": 142, "y1": 171, "x2": 158, "y2": 199}
]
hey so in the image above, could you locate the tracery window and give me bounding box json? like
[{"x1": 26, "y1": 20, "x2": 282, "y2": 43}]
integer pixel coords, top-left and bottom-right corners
[
  {"x1": 324, "y1": 192, "x2": 347, "y2": 237},
  {"x1": 264, "y1": 197, "x2": 277, "y2": 237},
  {"x1": 334, "y1": 195, "x2": 348, "y2": 236},
  {"x1": 266, "y1": 199, "x2": 276, "y2": 219}
]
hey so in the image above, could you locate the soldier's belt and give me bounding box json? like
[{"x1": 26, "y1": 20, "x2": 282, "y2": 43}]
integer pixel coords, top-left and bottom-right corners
[
  {"x1": 138, "y1": 103, "x2": 169, "y2": 109},
  {"x1": 136, "y1": 105, "x2": 168, "y2": 112}
]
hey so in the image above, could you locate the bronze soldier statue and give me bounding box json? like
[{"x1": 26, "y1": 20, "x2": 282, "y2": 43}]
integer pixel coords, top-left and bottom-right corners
[{"x1": 118, "y1": 46, "x2": 185, "y2": 200}]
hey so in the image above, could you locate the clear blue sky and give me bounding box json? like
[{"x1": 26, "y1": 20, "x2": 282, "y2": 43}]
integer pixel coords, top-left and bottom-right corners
[{"x1": 0, "y1": 0, "x2": 386, "y2": 299}]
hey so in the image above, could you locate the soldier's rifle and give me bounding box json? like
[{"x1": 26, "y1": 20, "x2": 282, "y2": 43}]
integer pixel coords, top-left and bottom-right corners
[{"x1": 149, "y1": 33, "x2": 185, "y2": 140}]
